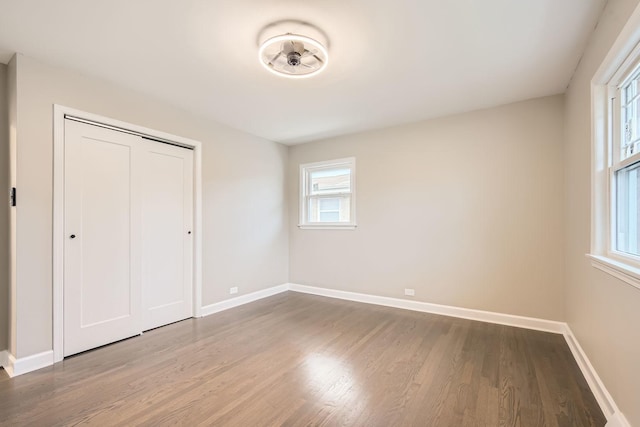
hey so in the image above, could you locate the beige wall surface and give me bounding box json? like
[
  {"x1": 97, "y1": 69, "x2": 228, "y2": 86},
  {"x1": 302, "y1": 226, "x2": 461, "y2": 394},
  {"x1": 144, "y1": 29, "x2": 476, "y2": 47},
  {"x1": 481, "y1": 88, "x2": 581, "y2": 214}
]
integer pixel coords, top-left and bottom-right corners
[
  {"x1": 564, "y1": 0, "x2": 640, "y2": 425},
  {"x1": 0, "y1": 63, "x2": 7, "y2": 351},
  {"x1": 12, "y1": 54, "x2": 288, "y2": 358},
  {"x1": 289, "y1": 96, "x2": 565, "y2": 321}
]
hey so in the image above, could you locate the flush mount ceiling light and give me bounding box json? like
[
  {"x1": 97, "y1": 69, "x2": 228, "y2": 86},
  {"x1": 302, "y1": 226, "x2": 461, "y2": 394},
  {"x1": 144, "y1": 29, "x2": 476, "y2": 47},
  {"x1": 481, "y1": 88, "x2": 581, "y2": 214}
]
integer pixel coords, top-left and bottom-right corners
[{"x1": 258, "y1": 21, "x2": 329, "y2": 79}]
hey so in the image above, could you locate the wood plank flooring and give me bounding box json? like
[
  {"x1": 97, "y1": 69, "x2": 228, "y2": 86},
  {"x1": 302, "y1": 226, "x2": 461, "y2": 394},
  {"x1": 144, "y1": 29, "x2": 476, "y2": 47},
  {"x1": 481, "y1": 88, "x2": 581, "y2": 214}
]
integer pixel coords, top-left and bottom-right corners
[{"x1": 0, "y1": 292, "x2": 605, "y2": 426}]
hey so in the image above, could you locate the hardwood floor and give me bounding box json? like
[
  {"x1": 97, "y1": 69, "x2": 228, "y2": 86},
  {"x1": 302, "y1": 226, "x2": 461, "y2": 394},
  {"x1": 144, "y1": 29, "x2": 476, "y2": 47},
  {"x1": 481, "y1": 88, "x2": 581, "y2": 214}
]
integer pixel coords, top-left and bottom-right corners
[{"x1": 0, "y1": 292, "x2": 605, "y2": 426}]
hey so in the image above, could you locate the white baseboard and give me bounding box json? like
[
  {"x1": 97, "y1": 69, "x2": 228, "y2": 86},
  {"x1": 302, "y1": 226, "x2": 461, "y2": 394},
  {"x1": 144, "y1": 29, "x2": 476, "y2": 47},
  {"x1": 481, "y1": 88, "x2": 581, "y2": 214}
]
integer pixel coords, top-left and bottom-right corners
[
  {"x1": 287, "y1": 283, "x2": 566, "y2": 333},
  {"x1": 563, "y1": 325, "x2": 615, "y2": 418},
  {"x1": 2, "y1": 284, "x2": 291, "y2": 377},
  {"x1": 287, "y1": 283, "x2": 628, "y2": 426},
  {"x1": 3, "y1": 350, "x2": 54, "y2": 378},
  {"x1": 0, "y1": 282, "x2": 628, "y2": 427},
  {"x1": 200, "y1": 284, "x2": 289, "y2": 317},
  {"x1": 563, "y1": 325, "x2": 630, "y2": 427}
]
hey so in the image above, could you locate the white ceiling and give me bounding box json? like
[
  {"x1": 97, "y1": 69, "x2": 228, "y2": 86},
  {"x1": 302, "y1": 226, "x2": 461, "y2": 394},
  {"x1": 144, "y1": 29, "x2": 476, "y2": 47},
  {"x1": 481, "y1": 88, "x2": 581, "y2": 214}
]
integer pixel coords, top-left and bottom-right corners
[{"x1": 0, "y1": 0, "x2": 605, "y2": 144}]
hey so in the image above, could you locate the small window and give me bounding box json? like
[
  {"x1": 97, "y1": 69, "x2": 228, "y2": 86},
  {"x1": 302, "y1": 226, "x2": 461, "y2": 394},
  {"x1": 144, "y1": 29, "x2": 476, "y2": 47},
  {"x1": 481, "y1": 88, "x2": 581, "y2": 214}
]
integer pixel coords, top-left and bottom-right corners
[{"x1": 299, "y1": 158, "x2": 356, "y2": 229}]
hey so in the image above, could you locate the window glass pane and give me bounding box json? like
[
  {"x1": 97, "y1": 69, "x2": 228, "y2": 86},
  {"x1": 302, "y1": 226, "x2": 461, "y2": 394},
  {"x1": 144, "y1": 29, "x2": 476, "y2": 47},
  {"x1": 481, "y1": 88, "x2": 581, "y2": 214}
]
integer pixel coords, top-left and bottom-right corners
[
  {"x1": 625, "y1": 79, "x2": 637, "y2": 100},
  {"x1": 308, "y1": 196, "x2": 350, "y2": 223},
  {"x1": 616, "y1": 162, "x2": 640, "y2": 255},
  {"x1": 319, "y1": 198, "x2": 340, "y2": 211},
  {"x1": 622, "y1": 71, "x2": 640, "y2": 159},
  {"x1": 319, "y1": 212, "x2": 340, "y2": 222},
  {"x1": 310, "y1": 168, "x2": 350, "y2": 194}
]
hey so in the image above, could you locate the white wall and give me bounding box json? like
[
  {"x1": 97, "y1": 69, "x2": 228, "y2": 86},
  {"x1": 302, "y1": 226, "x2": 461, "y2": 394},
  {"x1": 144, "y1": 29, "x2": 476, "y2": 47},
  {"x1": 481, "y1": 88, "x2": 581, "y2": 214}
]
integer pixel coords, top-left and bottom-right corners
[
  {"x1": 10, "y1": 54, "x2": 289, "y2": 358},
  {"x1": 564, "y1": 0, "x2": 640, "y2": 425},
  {"x1": 289, "y1": 95, "x2": 565, "y2": 321},
  {"x1": 0, "y1": 63, "x2": 8, "y2": 352}
]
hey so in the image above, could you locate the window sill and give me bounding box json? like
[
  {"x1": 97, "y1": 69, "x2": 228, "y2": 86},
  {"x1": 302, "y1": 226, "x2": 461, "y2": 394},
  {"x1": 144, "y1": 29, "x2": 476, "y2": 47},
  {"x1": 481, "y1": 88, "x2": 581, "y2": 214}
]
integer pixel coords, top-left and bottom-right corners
[
  {"x1": 586, "y1": 254, "x2": 640, "y2": 291},
  {"x1": 298, "y1": 224, "x2": 357, "y2": 230}
]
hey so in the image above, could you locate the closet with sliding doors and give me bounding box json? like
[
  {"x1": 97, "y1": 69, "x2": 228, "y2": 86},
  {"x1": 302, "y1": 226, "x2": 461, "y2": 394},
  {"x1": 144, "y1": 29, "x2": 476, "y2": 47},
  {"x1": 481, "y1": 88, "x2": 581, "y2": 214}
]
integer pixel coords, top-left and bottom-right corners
[{"x1": 63, "y1": 118, "x2": 194, "y2": 356}]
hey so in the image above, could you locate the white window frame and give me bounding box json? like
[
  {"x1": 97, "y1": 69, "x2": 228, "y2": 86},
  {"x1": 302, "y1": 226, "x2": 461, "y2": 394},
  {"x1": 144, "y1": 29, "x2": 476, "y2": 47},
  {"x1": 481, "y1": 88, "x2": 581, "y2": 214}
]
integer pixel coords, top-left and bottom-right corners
[
  {"x1": 589, "y1": 3, "x2": 640, "y2": 290},
  {"x1": 299, "y1": 157, "x2": 356, "y2": 230}
]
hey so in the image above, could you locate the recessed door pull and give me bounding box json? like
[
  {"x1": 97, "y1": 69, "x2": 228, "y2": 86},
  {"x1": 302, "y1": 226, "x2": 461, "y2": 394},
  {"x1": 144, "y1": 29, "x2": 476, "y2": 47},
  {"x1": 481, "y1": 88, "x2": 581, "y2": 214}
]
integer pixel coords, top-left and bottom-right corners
[{"x1": 70, "y1": 234, "x2": 76, "y2": 239}]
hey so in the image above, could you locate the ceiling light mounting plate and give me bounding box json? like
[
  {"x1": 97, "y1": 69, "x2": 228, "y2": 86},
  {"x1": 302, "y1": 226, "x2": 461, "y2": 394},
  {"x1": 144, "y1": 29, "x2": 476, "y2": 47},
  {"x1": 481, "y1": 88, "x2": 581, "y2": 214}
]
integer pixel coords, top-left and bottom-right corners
[{"x1": 257, "y1": 20, "x2": 329, "y2": 79}]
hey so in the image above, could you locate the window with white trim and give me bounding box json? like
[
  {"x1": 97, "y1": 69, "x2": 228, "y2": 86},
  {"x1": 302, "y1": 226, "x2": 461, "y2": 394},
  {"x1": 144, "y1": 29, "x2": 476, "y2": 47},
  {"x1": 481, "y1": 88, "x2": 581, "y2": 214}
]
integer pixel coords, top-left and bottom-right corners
[
  {"x1": 607, "y1": 62, "x2": 640, "y2": 264},
  {"x1": 299, "y1": 158, "x2": 356, "y2": 229},
  {"x1": 590, "y1": 14, "x2": 640, "y2": 290}
]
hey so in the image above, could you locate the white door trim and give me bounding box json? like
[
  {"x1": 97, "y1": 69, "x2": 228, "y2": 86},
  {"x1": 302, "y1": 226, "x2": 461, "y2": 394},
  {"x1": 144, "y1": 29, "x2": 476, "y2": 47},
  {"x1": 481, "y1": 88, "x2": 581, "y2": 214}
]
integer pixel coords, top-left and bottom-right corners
[{"x1": 52, "y1": 105, "x2": 203, "y2": 363}]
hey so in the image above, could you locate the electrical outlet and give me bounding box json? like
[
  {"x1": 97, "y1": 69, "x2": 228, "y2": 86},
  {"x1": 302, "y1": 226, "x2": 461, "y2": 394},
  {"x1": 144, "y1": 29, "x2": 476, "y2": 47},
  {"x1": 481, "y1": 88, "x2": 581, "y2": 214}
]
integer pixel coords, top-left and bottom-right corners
[
  {"x1": 404, "y1": 288, "x2": 415, "y2": 296},
  {"x1": 230, "y1": 287, "x2": 238, "y2": 295}
]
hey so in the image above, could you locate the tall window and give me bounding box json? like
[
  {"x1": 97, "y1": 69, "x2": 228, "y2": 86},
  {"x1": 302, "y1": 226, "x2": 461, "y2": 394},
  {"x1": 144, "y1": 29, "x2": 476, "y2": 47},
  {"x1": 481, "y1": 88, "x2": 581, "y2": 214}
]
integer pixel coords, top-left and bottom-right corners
[
  {"x1": 590, "y1": 11, "x2": 640, "y2": 290},
  {"x1": 299, "y1": 158, "x2": 356, "y2": 229}
]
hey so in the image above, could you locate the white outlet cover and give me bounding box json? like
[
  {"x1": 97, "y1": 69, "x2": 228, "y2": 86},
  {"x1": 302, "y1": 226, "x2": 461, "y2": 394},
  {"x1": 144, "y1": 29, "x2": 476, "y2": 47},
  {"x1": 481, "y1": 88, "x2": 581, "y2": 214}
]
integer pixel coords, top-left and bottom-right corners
[
  {"x1": 404, "y1": 288, "x2": 415, "y2": 296},
  {"x1": 230, "y1": 287, "x2": 238, "y2": 295}
]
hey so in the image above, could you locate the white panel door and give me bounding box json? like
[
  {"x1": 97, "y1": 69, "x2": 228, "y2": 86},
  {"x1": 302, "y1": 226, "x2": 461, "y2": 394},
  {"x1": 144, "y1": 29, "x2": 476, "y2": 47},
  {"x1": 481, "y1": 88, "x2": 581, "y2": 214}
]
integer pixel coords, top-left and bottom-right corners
[
  {"x1": 141, "y1": 141, "x2": 193, "y2": 330},
  {"x1": 64, "y1": 120, "x2": 143, "y2": 356}
]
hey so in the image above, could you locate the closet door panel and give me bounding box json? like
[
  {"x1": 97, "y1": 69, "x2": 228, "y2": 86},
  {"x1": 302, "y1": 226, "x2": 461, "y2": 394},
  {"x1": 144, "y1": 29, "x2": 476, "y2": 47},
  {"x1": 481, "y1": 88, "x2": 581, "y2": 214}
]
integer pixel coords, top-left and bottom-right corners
[
  {"x1": 64, "y1": 120, "x2": 143, "y2": 356},
  {"x1": 141, "y1": 142, "x2": 193, "y2": 330}
]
